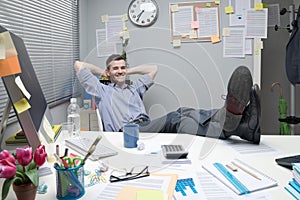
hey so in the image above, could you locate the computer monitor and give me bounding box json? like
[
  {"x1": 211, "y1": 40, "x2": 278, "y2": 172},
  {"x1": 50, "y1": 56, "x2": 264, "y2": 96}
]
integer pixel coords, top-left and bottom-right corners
[{"x1": 0, "y1": 25, "x2": 54, "y2": 150}]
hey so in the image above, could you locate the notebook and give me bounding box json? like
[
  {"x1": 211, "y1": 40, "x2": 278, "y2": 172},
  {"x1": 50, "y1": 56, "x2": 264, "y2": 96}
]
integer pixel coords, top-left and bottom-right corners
[{"x1": 202, "y1": 159, "x2": 278, "y2": 195}]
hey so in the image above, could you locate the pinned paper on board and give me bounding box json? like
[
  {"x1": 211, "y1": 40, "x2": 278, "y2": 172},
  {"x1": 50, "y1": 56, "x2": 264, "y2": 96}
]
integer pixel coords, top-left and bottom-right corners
[
  {"x1": 13, "y1": 98, "x2": 31, "y2": 114},
  {"x1": 191, "y1": 21, "x2": 199, "y2": 29},
  {"x1": 211, "y1": 34, "x2": 220, "y2": 44},
  {"x1": 189, "y1": 30, "x2": 198, "y2": 39},
  {"x1": 15, "y1": 76, "x2": 31, "y2": 100},
  {"x1": 170, "y1": 4, "x2": 179, "y2": 12},
  {"x1": 0, "y1": 31, "x2": 22, "y2": 77}
]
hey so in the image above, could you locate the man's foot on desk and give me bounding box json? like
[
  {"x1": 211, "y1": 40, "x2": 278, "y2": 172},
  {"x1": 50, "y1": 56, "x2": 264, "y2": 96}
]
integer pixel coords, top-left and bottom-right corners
[
  {"x1": 223, "y1": 66, "x2": 253, "y2": 132},
  {"x1": 225, "y1": 84, "x2": 261, "y2": 144}
]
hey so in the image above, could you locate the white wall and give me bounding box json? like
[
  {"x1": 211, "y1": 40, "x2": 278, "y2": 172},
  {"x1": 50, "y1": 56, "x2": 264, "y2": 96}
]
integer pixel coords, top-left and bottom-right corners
[{"x1": 81, "y1": 0, "x2": 254, "y2": 120}]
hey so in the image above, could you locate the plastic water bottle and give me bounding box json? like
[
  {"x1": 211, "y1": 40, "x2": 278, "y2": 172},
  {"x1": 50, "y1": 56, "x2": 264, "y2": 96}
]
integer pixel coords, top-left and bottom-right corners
[{"x1": 67, "y1": 98, "x2": 80, "y2": 138}]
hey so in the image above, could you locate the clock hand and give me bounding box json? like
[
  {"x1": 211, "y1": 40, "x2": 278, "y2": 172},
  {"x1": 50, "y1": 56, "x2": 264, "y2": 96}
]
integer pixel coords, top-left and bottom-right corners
[{"x1": 136, "y1": 10, "x2": 145, "y2": 22}]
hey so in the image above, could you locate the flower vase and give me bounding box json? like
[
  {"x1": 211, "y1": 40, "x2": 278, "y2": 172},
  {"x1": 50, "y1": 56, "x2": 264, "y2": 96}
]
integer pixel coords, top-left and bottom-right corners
[{"x1": 13, "y1": 183, "x2": 37, "y2": 200}]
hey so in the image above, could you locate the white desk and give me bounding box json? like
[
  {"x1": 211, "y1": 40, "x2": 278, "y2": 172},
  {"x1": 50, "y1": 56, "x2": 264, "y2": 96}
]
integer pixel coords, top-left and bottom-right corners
[{"x1": 2, "y1": 132, "x2": 299, "y2": 199}]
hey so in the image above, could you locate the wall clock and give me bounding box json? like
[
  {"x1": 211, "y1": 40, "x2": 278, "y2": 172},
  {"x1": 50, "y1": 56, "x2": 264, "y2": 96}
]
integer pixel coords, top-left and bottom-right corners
[{"x1": 128, "y1": 0, "x2": 159, "y2": 27}]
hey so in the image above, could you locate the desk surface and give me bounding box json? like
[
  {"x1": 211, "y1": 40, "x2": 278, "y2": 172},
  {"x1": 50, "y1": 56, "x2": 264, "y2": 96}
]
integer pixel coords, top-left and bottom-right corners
[{"x1": 2, "y1": 132, "x2": 299, "y2": 199}]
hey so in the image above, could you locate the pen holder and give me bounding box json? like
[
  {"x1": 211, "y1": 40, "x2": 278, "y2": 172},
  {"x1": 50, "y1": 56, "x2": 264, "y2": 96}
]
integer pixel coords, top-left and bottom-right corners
[{"x1": 54, "y1": 164, "x2": 85, "y2": 200}]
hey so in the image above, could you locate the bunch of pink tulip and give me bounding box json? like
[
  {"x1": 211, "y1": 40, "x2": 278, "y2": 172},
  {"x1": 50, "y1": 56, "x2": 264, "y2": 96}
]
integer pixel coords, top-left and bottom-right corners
[{"x1": 0, "y1": 144, "x2": 47, "y2": 200}]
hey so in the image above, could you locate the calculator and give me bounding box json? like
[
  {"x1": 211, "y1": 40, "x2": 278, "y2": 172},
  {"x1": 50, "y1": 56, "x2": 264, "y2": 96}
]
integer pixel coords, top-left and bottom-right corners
[{"x1": 161, "y1": 145, "x2": 189, "y2": 159}]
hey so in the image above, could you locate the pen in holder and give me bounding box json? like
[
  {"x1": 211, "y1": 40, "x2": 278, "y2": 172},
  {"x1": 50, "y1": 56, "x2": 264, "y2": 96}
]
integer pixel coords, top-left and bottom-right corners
[{"x1": 54, "y1": 164, "x2": 85, "y2": 200}]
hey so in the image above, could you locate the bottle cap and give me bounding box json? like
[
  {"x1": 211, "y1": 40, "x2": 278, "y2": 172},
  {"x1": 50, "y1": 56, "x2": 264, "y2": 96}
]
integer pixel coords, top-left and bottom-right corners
[{"x1": 70, "y1": 98, "x2": 77, "y2": 103}]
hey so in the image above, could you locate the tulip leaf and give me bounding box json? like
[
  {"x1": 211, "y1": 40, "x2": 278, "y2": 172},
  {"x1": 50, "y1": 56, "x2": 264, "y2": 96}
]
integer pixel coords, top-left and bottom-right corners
[
  {"x1": 25, "y1": 168, "x2": 38, "y2": 186},
  {"x1": 2, "y1": 177, "x2": 17, "y2": 200}
]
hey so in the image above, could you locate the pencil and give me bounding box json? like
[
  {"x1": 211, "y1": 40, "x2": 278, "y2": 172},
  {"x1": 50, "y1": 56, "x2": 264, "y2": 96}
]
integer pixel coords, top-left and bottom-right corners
[{"x1": 231, "y1": 161, "x2": 261, "y2": 180}]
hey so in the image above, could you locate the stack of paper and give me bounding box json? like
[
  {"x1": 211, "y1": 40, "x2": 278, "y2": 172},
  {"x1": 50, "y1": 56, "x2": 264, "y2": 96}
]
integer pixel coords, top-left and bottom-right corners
[{"x1": 285, "y1": 163, "x2": 300, "y2": 199}]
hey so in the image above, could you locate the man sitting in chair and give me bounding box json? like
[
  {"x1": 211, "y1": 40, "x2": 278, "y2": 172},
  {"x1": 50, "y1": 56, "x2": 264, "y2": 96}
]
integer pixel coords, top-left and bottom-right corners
[{"x1": 74, "y1": 54, "x2": 260, "y2": 144}]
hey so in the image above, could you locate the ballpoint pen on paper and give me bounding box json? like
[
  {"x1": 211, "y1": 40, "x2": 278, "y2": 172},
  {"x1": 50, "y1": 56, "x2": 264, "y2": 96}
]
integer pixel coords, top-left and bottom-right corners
[
  {"x1": 82, "y1": 135, "x2": 102, "y2": 164},
  {"x1": 231, "y1": 161, "x2": 261, "y2": 180}
]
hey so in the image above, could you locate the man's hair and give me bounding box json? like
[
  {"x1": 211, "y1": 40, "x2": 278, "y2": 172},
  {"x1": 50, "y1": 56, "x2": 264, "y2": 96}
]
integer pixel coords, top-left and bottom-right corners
[{"x1": 106, "y1": 54, "x2": 125, "y2": 69}]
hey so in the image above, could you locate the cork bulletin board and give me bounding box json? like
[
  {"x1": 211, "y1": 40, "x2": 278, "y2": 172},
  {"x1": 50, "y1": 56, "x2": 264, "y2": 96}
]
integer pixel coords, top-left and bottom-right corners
[{"x1": 170, "y1": 2, "x2": 220, "y2": 43}]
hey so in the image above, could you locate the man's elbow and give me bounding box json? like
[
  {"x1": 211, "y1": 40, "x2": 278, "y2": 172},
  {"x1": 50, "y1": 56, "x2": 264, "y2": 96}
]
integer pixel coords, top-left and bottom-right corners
[
  {"x1": 150, "y1": 65, "x2": 158, "y2": 79},
  {"x1": 74, "y1": 61, "x2": 82, "y2": 72}
]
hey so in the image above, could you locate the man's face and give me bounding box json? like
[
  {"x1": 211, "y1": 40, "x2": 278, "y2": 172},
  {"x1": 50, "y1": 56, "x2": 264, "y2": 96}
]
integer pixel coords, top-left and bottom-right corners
[{"x1": 106, "y1": 59, "x2": 127, "y2": 84}]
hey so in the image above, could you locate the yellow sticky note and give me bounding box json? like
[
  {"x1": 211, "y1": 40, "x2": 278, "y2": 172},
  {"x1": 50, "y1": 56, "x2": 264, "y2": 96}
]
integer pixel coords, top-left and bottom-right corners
[
  {"x1": 189, "y1": 30, "x2": 198, "y2": 39},
  {"x1": 191, "y1": 21, "x2": 199, "y2": 29},
  {"x1": 123, "y1": 26, "x2": 128, "y2": 31},
  {"x1": 101, "y1": 15, "x2": 109, "y2": 23},
  {"x1": 225, "y1": 6, "x2": 234, "y2": 14},
  {"x1": 121, "y1": 14, "x2": 128, "y2": 22},
  {"x1": 254, "y1": 50, "x2": 260, "y2": 55},
  {"x1": 173, "y1": 39, "x2": 181, "y2": 48},
  {"x1": 215, "y1": 0, "x2": 220, "y2": 5},
  {"x1": 206, "y1": 3, "x2": 211, "y2": 7},
  {"x1": 181, "y1": 34, "x2": 187, "y2": 38},
  {"x1": 14, "y1": 98, "x2": 31, "y2": 114},
  {"x1": 211, "y1": 34, "x2": 220, "y2": 44},
  {"x1": 0, "y1": 35, "x2": 5, "y2": 60},
  {"x1": 136, "y1": 190, "x2": 164, "y2": 200},
  {"x1": 254, "y1": 3, "x2": 263, "y2": 10},
  {"x1": 170, "y1": 4, "x2": 179, "y2": 12},
  {"x1": 222, "y1": 28, "x2": 231, "y2": 36}
]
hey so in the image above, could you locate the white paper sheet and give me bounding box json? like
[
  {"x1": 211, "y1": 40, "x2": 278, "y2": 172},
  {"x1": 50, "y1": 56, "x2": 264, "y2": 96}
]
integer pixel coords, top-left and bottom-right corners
[
  {"x1": 223, "y1": 28, "x2": 245, "y2": 57},
  {"x1": 106, "y1": 15, "x2": 125, "y2": 43},
  {"x1": 196, "y1": 7, "x2": 219, "y2": 38},
  {"x1": 96, "y1": 29, "x2": 116, "y2": 57},
  {"x1": 245, "y1": 9, "x2": 268, "y2": 38},
  {"x1": 172, "y1": 6, "x2": 193, "y2": 35},
  {"x1": 268, "y1": 4, "x2": 280, "y2": 27},
  {"x1": 229, "y1": 0, "x2": 251, "y2": 26}
]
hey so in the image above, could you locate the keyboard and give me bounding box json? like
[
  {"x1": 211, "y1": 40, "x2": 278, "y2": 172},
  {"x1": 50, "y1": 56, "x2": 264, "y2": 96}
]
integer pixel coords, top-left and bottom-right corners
[{"x1": 65, "y1": 137, "x2": 118, "y2": 161}]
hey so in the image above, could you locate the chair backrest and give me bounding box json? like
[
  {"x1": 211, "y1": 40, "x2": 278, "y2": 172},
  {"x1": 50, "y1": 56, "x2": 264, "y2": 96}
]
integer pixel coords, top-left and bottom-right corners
[{"x1": 96, "y1": 108, "x2": 104, "y2": 132}]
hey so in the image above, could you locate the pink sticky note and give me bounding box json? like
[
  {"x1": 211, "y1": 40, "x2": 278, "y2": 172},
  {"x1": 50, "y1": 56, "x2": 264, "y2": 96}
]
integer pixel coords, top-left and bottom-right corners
[{"x1": 191, "y1": 21, "x2": 199, "y2": 29}]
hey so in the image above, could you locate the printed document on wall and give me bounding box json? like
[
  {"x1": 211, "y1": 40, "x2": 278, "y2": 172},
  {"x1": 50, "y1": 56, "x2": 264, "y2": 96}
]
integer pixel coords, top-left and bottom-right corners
[
  {"x1": 229, "y1": 0, "x2": 251, "y2": 26},
  {"x1": 245, "y1": 9, "x2": 268, "y2": 38},
  {"x1": 196, "y1": 7, "x2": 219, "y2": 38},
  {"x1": 268, "y1": 4, "x2": 280, "y2": 27},
  {"x1": 106, "y1": 15, "x2": 125, "y2": 43},
  {"x1": 223, "y1": 28, "x2": 245, "y2": 58},
  {"x1": 96, "y1": 29, "x2": 116, "y2": 57},
  {"x1": 172, "y1": 6, "x2": 193, "y2": 35}
]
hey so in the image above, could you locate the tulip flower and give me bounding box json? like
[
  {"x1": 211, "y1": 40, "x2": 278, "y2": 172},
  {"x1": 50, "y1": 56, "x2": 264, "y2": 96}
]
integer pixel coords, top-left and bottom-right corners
[
  {"x1": 34, "y1": 144, "x2": 47, "y2": 167},
  {"x1": 0, "y1": 150, "x2": 16, "y2": 164},
  {"x1": 1, "y1": 145, "x2": 47, "y2": 200},
  {"x1": 16, "y1": 146, "x2": 33, "y2": 166},
  {"x1": 0, "y1": 159, "x2": 16, "y2": 179}
]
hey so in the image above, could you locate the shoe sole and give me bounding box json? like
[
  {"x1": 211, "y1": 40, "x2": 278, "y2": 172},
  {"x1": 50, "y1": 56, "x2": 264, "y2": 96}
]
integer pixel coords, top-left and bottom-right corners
[
  {"x1": 224, "y1": 66, "x2": 253, "y2": 131},
  {"x1": 252, "y1": 84, "x2": 261, "y2": 144}
]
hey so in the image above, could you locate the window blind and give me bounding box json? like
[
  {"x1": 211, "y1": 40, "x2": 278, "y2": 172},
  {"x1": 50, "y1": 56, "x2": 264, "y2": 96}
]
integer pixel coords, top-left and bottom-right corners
[{"x1": 0, "y1": 0, "x2": 80, "y2": 122}]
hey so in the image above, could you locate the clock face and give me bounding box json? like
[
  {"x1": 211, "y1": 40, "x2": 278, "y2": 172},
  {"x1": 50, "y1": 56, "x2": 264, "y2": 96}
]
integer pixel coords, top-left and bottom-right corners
[{"x1": 128, "y1": 0, "x2": 158, "y2": 27}]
